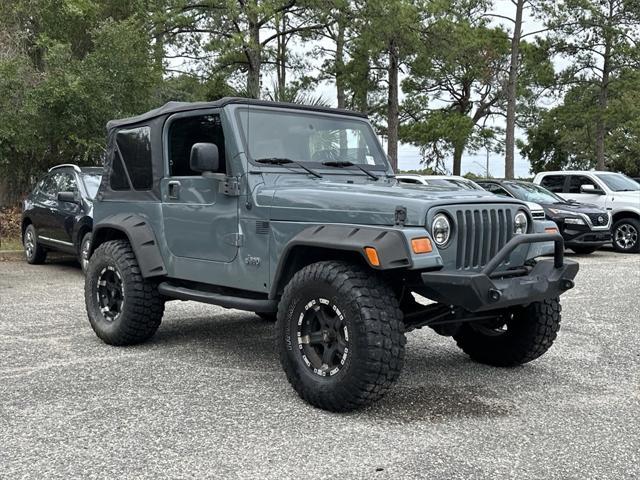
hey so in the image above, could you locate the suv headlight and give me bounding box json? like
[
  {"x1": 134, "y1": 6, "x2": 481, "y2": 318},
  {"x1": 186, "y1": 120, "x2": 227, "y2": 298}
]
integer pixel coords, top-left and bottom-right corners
[
  {"x1": 514, "y1": 211, "x2": 528, "y2": 234},
  {"x1": 431, "y1": 213, "x2": 451, "y2": 246}
]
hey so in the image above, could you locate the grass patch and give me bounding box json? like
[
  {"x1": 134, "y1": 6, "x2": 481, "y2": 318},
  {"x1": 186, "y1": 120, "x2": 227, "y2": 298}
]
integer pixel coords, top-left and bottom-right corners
[{"x1": 0, "y1": 235, "x2": 22, "y2": 251}]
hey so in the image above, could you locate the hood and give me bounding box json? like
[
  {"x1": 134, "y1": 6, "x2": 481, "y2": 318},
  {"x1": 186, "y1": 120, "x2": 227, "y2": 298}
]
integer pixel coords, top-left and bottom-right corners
[
  {"x1": 256, "y1": 176, "x2": 527, "y2": 226},
  {"x1": 539, "y1": 201, "x2": 606, "y2": 214}
]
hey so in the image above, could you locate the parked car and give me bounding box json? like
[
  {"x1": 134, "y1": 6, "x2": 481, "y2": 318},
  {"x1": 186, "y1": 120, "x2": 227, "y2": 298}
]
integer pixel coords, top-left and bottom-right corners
[
  {"x1": 83, "y1": 98, "x2": 578, "y2": 412},
  {"x1": 398, "y1": 174, "x2": 546, "y2": 220},
  {"x1": 533, "y1": 171, "x2": 640, "y2": 253},
  {"x1": 22, "y1": 164, "x2": 103, "y2": 271},
  {"x1": 477, "y1": 179, "x2": 611, "y2": 255}
]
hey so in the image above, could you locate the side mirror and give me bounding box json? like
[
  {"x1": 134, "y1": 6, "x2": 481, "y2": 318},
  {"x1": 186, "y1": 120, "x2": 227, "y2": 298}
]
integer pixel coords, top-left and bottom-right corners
[
  {"x1": 190, "y1": 143, "x2": 219, "y2": 173},
  {"x1": 580, "y1": 184, "x2": 603, "y2": 194},
  {"x1": 57, "y1": 191, "x2": 78, "y2": 203}
]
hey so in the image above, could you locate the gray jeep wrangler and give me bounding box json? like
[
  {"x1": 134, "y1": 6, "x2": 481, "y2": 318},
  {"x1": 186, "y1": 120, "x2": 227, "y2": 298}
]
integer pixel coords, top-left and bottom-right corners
[{"x1": 85, "y1": 98, "x2": 579, "y2": 412}]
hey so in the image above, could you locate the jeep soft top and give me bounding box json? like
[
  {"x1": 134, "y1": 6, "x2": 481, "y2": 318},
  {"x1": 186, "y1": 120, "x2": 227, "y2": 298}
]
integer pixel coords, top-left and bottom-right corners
[{"x1": 84, "y1": 98, "x2": 578, "y2": 412}]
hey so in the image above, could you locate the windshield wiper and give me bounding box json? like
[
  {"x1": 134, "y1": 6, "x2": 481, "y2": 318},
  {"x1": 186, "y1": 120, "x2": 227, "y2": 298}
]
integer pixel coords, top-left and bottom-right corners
[
  {"x1": 255, "y1": 157, "x2": 322, "y2": 178},
  {"x1": 321, "y1": 161, "x2": 379, "y2": 181}
]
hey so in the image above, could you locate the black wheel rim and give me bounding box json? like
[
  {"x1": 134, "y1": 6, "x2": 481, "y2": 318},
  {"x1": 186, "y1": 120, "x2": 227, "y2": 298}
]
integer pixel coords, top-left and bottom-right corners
[
  {"x1": 97, "y1": 266, "x2": 124, "y2": 322},
  {"x1": 297, "y1": 298, "x2": 349, "y2": 377}
]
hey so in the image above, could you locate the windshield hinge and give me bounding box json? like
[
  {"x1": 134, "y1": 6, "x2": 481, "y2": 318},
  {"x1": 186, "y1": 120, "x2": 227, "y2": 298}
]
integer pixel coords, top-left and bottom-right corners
[
  {"x1": 220, "y1": 177, "x2": 241, "y2": 197},
  {"x1": 395, "y1": 206, "x2": 407, "y2": 226}
]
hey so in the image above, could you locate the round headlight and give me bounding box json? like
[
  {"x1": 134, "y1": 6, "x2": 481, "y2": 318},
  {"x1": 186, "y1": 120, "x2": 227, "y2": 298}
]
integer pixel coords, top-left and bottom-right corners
[
  {"x1": 431, "y1": 213, "x2": 451, "y2": 246},
  {"x1": 514, "y1": 210, "x2": 528, "y2": 234}
]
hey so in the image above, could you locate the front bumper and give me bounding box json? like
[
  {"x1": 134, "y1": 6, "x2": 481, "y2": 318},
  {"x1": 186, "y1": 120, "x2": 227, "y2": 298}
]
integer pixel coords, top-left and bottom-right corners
[
  {"x1": 563, "y1": 229, "x2": 611, "y2": 247},
  {"x1": 420, "y1": 233, "x2": 579, "y2": 312}
]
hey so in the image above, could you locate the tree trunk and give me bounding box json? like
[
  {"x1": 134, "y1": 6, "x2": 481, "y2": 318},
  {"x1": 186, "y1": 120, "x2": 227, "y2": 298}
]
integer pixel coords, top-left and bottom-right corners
[
  {"x1": 335, "y1": 21, "x2": 346, "y2": 110},
  {"x1": 595, "y1": 36, "x2": 612, "y2": 171},
  {"x1": 387, "y1": 39, "x2": 399, "y2": 173},
  {"x1": 276, "y1": 13, "x2": 287, "y2": 97},
  {"x1": 453, "y1": 142, "x2": 464, "y2": 175},
  {"x1": 504, "y1": 0, "x2": 524, "y2": 180},
  {"x1": 246, "y1": 19, "x2": 261, "y2": 99}
]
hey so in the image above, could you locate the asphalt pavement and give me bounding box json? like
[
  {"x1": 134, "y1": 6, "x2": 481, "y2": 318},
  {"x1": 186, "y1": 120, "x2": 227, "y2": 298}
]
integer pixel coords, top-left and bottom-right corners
[{"x1": 0, "y1": 251, "x2": 638, "y2": 479}]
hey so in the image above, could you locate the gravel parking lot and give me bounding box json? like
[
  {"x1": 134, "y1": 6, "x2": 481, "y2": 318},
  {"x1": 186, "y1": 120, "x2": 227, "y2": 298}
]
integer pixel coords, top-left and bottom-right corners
[{"x1": 1, "y1": 251, "x2": 638, "y2": 479}]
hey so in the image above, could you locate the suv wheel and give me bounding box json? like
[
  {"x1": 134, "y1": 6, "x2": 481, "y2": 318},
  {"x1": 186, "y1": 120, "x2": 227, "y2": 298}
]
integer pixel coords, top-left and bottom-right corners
[
  {"x1": 23, "y1": 224, "x2": 47, "y2": 264},
  {"x1": 276, "y1": 261, "x2": 406, "y2": 412},
  {"x1": 79, "y1": 232, "x2": 92, "y2": 273},
  {"x1": 612, "y1": 218, "x2": 640, "y2": 253},
  {"x1": 453, "y1": 298, "x2": 561, "y2": 367},
  {"x1": 85, "y1": 240, "x2": 165, "y2": 345}
]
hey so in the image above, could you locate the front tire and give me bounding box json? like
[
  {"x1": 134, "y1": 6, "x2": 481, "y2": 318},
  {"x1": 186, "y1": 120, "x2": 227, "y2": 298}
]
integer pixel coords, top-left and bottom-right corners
[
  {"x1": 277, "y1": 261, "x2": 406, "y2": 412},
  {"x1": 85, "y1": 240, "x2": 164, "y2": 346},
  {"x1": 23, "y1": 224, "x2": 47, "y2": 264},
  {"x1": 453, "y1": 298, "x2": 562, "y2": 367},
  {"x1": 612, "y1": 218, "x2": 640, "y2": 253},
  {"x1": 79, "y1": 232, "x2": 92, "y2": 273}
]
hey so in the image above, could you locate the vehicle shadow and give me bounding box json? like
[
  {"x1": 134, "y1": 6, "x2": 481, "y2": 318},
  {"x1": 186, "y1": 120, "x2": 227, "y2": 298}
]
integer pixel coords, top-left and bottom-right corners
[{"x1": 150, "y1": 312, "x2": 527, "y2": 422}]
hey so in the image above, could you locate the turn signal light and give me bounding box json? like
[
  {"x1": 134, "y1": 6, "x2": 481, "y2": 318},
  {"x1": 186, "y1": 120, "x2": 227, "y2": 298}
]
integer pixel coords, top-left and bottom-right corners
[
  {"x1": 411, "y1": 237, "x2": 433, "y2": 254},
  {"x1": 364, "y1": 247, "x2": 380, "y2": 267},
  {"x1": 545, "y1": 227, "x2": 559, "y2": 234}
]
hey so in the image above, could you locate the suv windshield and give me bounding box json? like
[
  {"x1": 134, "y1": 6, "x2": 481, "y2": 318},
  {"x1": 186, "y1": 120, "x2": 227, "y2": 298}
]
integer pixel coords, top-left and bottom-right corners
[
  {"x1": 82, "y1": 174, "x2": 102, "y2": 199},
  {"x1": 507, "y1": 182, "x2": 566, "y2": 204},
  {"x1": 595, "y1": 173, "x2": 640, "y2": 192},
  {"x1": 236, "y1": 108, "x2": 388, "y2": 169}
]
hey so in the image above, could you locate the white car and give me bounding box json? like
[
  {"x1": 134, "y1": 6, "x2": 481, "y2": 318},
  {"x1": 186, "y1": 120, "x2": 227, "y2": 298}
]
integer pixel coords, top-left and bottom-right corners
[
  {"x1": 533, "y1": 171, "x2": 640, "y2": 253},
  {"x1": 397, "y1": 174, "x2": 546, "y2": 220}
]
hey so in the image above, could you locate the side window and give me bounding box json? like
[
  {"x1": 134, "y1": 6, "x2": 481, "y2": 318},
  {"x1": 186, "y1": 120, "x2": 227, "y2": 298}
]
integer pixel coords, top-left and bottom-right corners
[
  {"x1": 115, "y1": 127, "x2": 153, "y2": 190},
  {"x1": 540, "y1": 175, "x2": 566, "y2": 193},
  {"x1": 39, "y1": 174, "x2": 57, "y2": 197},
  {"x1": 567, "y1": 175, "x2": 598, "y2": 194},
  {"x1": 110, "y1": 152, "x2": 131, "y2": 190},
  {"x1": 168, "y1": 115, "x2": 226, "y2": 176},
  {"x1": 56, "y1": 172, "x2": 77, "y2": 193}
]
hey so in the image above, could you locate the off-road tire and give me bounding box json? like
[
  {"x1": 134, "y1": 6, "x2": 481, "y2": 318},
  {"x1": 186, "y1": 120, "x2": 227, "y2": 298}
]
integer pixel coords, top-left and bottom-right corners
[
  {"x1": 612, "y1": 217, "x2": 640, "y2": 253},
  {"x1": 79, "y1": 232, "x2": 92, "y2": 274},
  {"x1": 570, "y1": 246, "x2": 597, "y2": 255},
  {"x1": 277, "y1": 261, "x2": 406, "y2": 412},
  {"x1": 453, "y1": 298, "x2": 561, "y2": 367},
  {"x1": 256, "y1": 312, "x2": 277, "y2": 322},
  {"x1": 85, "y1": 240, "x2": 164, "y2": 346},
  {"x1": 23, "y1": 224, "x2": 47, "y2": 264}
]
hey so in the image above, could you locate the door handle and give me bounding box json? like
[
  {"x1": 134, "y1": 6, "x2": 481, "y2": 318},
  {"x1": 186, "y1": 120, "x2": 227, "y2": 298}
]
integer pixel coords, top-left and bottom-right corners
[{"x1": 168, "y1": 181, "x2": 181, "y2": 200}]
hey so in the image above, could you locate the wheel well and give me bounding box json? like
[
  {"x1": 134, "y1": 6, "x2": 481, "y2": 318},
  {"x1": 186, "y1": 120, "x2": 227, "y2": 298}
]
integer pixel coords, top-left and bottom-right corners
[
  {"x1": 272, "y1": 246, "x2": 367, "y2": 298},
  {"x1": 21, "y1": 218, "x2": 32, "y2": 238},
  {"x1": 90, "y1": 227, "x2": 129, "y2": 255},
  {"x1": 612, "y1": 211, "x2": 640, "y2": 224}
]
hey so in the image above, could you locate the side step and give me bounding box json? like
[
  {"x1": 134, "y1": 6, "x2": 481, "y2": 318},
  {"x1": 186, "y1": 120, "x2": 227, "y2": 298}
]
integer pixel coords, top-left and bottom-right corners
[{"x1": 158, "y1": 283, "x2": 277, "y2": 313}]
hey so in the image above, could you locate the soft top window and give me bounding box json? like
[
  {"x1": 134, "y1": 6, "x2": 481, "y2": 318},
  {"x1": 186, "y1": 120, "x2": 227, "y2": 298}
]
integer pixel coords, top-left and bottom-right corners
[
  {"x1": 114, "y1": 127, "x2": 153, "y2": 191},
  {"x1": 168, "y1": 114, "x2": 226, "y2": 176}
]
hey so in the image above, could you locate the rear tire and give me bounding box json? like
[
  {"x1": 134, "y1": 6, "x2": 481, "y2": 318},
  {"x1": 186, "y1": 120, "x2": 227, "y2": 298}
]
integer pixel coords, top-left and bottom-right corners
[
  {"x1": 23, "y1": 224, "x2": 47, "y2": 264},
  {"x1": 570, "y1": 246, "x2": 597, "y2": 255},
  {"x1": 277, "y1": 261, "x2": 406, "y2": 412},
  {"x1": 79, "y1": 232, "x2": 92, "y2": 274},
  {"x1": 612, "y1": 218, "x2": 640, "y2": 253},
  {"x1": 85, "y1": 240, "x2": 164, "y2": 346},
  {"x1": 453, "y1": 298, "x2": 562, "y2": 367}
]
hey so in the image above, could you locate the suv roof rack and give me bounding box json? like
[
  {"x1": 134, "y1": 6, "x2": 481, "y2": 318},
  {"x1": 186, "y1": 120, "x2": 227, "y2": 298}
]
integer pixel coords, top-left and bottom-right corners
[{"x1": 48, "y1": 164, "x2": 82, "y2": 173}]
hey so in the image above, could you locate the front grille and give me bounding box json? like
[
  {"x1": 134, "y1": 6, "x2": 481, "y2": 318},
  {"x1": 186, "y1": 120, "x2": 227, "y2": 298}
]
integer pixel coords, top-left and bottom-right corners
[
  {"x1": 586, "y1": 213, "x2": 608, "y2": 227},
  {"x1": 453, "y1": 207, "x2": 514, "y2": 269}
]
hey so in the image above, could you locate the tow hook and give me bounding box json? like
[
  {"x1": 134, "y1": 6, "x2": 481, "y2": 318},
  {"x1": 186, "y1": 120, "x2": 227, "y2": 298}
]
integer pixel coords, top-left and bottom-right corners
[
  {"x1": 561, "y1": 279, "x2": 575, "y2": 291},
  {"x1": 488, "y1": 289, "x2": 502, "y2": 302}
]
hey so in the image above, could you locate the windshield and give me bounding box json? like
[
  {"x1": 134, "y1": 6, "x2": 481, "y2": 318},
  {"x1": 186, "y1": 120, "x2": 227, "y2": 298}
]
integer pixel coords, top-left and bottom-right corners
[
  {"x1": 506, "y1": 182, "x2": 566, "y2": 204},
  {"x1": 236, "y1": 108, "x2": 388, "y2": 169},
  {"x1": 595, "y1": 173, "x2": 640, "y2": 192},
  {"x1": 426, "y1": 178, "x2": 483, "y2": 190},
  {"x1": 82, "y1": 174, "x2": 102, "y2": 199}
]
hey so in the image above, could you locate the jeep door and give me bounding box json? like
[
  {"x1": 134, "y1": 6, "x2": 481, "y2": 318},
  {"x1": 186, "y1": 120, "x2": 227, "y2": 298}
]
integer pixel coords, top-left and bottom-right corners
[{"x1": 160, "y1": 111, "x2": 238, "y2": 263}]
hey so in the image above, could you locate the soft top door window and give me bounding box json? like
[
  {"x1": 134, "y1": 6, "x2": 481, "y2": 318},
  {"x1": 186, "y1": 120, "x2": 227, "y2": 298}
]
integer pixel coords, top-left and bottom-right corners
[
  {"x1": 168, "y1": 114, "x2": 226, "y2": 176},
  {"x1": 115, "y1": 127, "x2": 153, "y2": 190}
]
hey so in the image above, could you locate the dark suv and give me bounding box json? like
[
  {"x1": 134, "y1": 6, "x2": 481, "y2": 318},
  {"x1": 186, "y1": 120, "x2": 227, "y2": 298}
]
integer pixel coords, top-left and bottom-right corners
[
  {"x1": 22, "y1": 164, "x2": 103, "y2": 271},
  {"x1": 478, "y1": 179, "x2": 611, "y2": 254}
]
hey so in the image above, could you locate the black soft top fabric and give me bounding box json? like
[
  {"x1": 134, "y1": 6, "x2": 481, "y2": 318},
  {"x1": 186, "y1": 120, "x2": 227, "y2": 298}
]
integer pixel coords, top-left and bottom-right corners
[{"x1": 106, "y1": 97, "x2": 367, "y2": 131}]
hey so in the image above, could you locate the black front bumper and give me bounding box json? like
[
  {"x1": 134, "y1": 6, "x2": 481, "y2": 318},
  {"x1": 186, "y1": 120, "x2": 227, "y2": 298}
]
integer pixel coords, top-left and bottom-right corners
[
  {"x1": 421, "y1": 233, "x2": 579, "y2": 312},
  {"x1": 564, "y1": 230, "x2": 611, "y2": 247}
]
